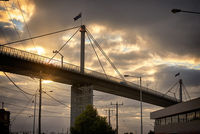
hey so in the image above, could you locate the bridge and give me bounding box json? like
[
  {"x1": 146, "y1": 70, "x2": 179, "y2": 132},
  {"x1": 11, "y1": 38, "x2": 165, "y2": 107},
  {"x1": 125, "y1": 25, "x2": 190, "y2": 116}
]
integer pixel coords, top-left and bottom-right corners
[{"x1": 0, "y1": 25, "x2": 179, "y2": 126}]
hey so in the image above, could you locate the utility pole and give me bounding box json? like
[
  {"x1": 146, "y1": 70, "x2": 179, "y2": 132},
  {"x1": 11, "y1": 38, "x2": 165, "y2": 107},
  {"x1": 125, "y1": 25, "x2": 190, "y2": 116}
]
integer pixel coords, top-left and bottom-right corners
[
  {"x1": 53, "y1": 50, "x2": 64, "y2": 68},
  {"x1": 124, "y1": 75, "x2": 143, "y2": 134},
  {"x1": 105, "y1": 108, "x2": 114, "y2": 126},
  {"x1": 33, "y1": 92, "x2": 37, "y2": 134},
  {"x1": 38, "y1": 78, "x2": 42, "y2": 134},
  {"x1": 179, "y1": 79, "x2": 182, "y2": 102},
  {"x1": 139, "y1": 76, "x2": 143, "y2": 134},
  {"x1": 2, "y1": 102, "x2": 4, "y2": 109},
  {"x1": 80, "y1": 25, "x2": 86, "y2": 74},
  {"x1": 111, "y1": 102, "x2": 123, "y2": 134}
]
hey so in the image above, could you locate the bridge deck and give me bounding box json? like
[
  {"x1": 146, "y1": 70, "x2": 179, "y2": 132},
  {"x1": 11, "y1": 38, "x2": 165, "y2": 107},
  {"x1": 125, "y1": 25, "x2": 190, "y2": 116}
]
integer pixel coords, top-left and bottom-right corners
[{"x1": 0, "y1": 46, "x2": 179, "y2": 107}]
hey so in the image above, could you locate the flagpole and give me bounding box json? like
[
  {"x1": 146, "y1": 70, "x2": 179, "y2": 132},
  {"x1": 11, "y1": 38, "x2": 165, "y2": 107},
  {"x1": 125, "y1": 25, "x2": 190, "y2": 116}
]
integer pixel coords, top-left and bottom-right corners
[{"x1": 81, "y1": 12, "x2": 82, "y2": 25}]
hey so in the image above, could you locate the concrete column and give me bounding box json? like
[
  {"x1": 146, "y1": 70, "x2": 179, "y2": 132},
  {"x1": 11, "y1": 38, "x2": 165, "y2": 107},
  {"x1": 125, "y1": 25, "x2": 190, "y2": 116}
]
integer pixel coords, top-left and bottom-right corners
[{"x1": 70, "y1": 84, "x2": 93, "y2": 127}]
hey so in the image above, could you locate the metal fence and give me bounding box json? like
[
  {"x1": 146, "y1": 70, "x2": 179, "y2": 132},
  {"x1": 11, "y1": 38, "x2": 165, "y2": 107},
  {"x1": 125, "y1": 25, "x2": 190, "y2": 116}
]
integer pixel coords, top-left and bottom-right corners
[{"x1": 0, "y1": 45, "x2": 178, "y2": 102}]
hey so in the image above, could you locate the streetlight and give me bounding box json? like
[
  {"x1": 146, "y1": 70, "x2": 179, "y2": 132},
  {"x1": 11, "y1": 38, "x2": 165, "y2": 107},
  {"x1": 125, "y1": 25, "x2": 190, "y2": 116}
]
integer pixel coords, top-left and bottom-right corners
[
  {"x1": 171, "y1": 9, "x2": 200, "y2": 14},
  {"x1": 124, "y1": 74, "x2": 143, "y2": 134},
  {"x1": 53, "y1": 50, "x2": 64, "y2": 68}
]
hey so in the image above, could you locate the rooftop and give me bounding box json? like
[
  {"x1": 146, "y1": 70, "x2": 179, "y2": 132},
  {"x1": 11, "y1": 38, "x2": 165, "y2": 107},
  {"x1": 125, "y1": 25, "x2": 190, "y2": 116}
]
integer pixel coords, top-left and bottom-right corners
[{"x1": 150, "y1": 97, "x2": 200, "y2": 119}]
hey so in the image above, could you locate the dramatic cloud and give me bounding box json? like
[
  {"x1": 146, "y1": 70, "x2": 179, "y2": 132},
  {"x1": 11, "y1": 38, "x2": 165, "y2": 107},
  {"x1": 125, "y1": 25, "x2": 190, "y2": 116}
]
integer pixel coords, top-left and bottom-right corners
[{"x1": 0, "y1": 0, "x2": 200, "y2": 134}]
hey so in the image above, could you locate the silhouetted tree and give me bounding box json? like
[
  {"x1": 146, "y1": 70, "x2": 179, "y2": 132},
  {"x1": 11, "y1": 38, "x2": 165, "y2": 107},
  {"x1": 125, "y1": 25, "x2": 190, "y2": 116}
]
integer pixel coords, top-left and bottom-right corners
[
  {"x1": 70, "y1": 105, "x2": 115, "y2": 134},
  {"x1": 148, "y1": 130, "x2": 154, "y2": 134}
]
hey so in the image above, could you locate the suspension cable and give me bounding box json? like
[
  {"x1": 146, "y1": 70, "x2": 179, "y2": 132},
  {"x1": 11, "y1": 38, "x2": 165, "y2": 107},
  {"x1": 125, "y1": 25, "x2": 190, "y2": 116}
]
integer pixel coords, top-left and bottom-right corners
[
  {"x1": 86, "y1": 32, "x2": 108, "y2": 79},
  {"x1": 86, "y1": 28, "x2": 125, "y2": 81}
]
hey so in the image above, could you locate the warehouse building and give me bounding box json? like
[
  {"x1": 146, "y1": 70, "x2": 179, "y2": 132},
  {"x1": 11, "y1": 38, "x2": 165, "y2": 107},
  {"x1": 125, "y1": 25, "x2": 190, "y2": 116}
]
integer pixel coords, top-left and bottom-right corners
[{"x1": 150, "y1": 97, "x2": 200, "y2": 134}]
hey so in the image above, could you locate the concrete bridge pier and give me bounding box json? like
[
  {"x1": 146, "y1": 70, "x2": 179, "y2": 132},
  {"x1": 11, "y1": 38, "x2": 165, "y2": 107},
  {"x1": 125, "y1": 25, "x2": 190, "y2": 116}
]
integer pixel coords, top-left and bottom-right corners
[{"x1": 70, "y1": 84, "x2": 93, "y2": 127}]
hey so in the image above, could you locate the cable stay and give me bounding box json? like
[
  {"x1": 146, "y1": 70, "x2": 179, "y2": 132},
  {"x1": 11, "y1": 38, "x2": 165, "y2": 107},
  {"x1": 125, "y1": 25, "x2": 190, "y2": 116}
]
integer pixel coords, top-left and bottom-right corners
[
  {"x1": 86, "y1": 32, "x2": 108, "y2": 79},
  {"x1": 86, "y1": 28, "x2": 126, "y2": 81},
  {"x1": 16, "y1": 0, "x2": 38, "y2": 53},
  {"x1": 164, "y1": 79, "x2": 191, "y2": 102},
  {"x1": 182, "y1": 83, "x2": 191, "y2": 100},
  {"x1": 164, "y1": 81, "x2": 179, "y2": 96},
  {"x1": 48, "y1": 27, "x2": 80, "y2": 63},
  {"x1": 2, "y1": 1, "x2": 25, "y2": 49},
  {"x1": 0, "y1": 26, "x2": 80, "y2": 46}
]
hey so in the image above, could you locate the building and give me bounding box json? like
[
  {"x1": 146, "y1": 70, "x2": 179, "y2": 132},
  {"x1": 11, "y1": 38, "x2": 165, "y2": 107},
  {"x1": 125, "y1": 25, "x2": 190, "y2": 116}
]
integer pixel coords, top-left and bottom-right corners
[
  {"x1": 150, "y1": 97, "x2": 200, "y2": 134},
  {"x1": 0, "y1": 108, "x2": 10, "y2": 134}
]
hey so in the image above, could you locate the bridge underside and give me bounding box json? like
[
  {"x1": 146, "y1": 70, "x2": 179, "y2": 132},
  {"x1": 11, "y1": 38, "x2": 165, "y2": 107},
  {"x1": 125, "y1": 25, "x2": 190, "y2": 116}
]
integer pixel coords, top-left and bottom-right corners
[{"x1": 0, "y1": 53, "x2": 178, "y2": 107}]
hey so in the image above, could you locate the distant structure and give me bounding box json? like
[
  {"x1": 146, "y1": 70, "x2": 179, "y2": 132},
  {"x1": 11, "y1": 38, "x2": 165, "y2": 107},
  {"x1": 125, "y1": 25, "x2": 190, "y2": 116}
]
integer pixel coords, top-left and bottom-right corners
[
  {"x1": 150, "y1": 97, "x2": 200, "y2": 134},
  {"x1": 0, "y1": 103, "x2": 10, "y2": 134}
]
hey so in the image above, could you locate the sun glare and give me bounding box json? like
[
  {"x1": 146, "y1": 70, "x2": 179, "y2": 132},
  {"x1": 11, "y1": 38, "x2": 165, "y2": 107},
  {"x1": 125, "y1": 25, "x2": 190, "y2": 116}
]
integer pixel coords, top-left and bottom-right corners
[
  {"x1": 0, "y1": 72, "x2": 4, "y2": 76},
  {"x1": 147, "y1": 69, "x2": 156, "y2": 75},
  {"x1": 90, "y1": 24, "x2": 106, "y2": 34},
  {"x1": 26, "y1": 47, "x2": 45, "y2": 55},
  {"x1": 42, "y1": 80, "x2": 53, "y2": 84}
]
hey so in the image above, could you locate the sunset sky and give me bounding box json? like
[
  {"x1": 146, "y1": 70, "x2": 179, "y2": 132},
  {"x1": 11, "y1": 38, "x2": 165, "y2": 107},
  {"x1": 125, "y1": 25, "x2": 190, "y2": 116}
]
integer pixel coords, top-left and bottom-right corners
[{"x1": 0, "y1": 0, "x2": 200, "y2": 133}]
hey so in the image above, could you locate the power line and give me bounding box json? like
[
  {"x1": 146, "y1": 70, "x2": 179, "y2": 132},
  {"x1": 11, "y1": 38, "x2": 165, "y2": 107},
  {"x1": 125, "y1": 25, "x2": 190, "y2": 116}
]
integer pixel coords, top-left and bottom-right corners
[
  {"x1": 11, "y1": 90, "x2": 36, "y2": 124},
  {"x1": 43, "y1": 91, "x2": 70, "y2": 108},
  {"x1": 11, "y1": 113, "x2": 70, "y2": 118},
  {"x1": 105, "y1": 108, "x2": 115, "y2": 126},
  {"x1": 111, "y1": 102, "x2": 123, "y2": 134},
  {"x1": 1, "y1": 94, "x2": 69, "y2": 107},
  {"x1": 3, "y1": 72, "x2": 34, "y2": 99},
  {"x1": 3, "y1": 102, "x2": 64, "y2": 114},
  {"x1": 1, "y1": 26, "x2": 80, "y2": 46}
]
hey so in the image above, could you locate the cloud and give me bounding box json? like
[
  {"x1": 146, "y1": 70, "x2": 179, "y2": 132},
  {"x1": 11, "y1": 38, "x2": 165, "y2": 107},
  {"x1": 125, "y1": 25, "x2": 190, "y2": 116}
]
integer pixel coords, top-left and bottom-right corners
[
  {"x1": 1, "y1": 0, "x2": 200, "y2": 133},
  {"x1": 154, "y1": 65, "x2": 200, "y2": 98},
  {"x1": 31, "y1": 0, "x2": 200, "y2": 59}
]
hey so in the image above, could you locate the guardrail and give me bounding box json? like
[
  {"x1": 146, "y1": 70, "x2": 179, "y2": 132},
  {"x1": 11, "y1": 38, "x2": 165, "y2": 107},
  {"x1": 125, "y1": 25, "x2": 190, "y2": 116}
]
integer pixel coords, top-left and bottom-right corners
[{"x1": 0, "y1": 45, "x2": 178, "y2": 102}]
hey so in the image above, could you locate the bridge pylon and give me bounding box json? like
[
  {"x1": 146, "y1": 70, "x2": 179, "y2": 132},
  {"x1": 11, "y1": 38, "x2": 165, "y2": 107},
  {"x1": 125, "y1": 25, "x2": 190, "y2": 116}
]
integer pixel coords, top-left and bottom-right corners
[
  {"x1": 70, "y1": 25, "x2": 93, "y2": 127},
  {"x1": 70, "y1": 85, "x2": 93, "y2": 126}
]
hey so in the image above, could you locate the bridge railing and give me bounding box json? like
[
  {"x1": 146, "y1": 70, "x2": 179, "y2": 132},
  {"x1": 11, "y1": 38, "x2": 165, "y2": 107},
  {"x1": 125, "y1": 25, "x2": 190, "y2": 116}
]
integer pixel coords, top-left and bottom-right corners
[{"x1": 0, "y1": 45, "x2": 178, "y2": 102}]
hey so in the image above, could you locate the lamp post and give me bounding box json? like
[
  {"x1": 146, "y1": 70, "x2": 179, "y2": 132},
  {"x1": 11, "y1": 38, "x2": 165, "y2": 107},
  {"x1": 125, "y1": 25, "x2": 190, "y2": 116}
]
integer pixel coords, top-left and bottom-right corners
[
  {"x1": 53, "y1": 50, "x2": 64, "y2": 68},
  {"x1": 124, "y1": 74, "x2": 143, "y2": 134},
  {"x1": 171, "y1": 9, "x2": 200, "y2": 15}
]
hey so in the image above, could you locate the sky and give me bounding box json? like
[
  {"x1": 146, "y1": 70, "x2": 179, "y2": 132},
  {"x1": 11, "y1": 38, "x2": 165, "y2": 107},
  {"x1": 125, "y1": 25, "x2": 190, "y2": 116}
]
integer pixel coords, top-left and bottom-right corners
[{"x1": 0, "y1": 0, "x2": 200, "y2": 133}]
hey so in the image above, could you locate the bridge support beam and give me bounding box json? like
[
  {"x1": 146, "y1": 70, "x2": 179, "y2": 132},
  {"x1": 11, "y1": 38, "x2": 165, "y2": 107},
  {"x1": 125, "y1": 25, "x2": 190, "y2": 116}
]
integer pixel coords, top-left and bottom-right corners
[{"x1": 70, "y1": 84, "x2": 93, "y2": 127}]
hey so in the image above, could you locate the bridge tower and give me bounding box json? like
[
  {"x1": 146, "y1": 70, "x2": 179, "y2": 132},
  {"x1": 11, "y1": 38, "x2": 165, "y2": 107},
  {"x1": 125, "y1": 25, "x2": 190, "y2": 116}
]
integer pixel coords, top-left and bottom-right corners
[{"x1": 70, "y1": 25, "x2": 93, "y2": 127}]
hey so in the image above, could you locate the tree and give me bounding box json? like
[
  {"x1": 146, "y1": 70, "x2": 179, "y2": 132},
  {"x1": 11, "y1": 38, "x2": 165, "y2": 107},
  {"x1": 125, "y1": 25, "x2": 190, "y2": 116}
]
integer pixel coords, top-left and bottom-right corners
[
  {"x1": 71, "y1": 105, "x2": 115, "y2": 134},
  {"x1": 148, "y1": 130, "x2": 154, "y2": 134}
]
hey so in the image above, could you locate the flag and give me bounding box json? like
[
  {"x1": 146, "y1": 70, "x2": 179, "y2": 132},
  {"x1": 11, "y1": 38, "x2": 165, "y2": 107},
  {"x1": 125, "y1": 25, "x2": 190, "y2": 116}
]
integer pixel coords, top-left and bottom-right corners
[
  {"x1": 73, "y1": 13, "x2": 82, "y2": 21},
  {"x1": 175, "y1": 72, "x2": 180, "y2": 77}
]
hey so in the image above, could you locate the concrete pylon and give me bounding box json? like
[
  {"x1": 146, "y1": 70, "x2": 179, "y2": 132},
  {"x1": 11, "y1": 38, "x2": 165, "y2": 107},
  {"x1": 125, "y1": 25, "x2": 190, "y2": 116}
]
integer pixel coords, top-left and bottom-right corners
[
  {"x1": 70, "y1": 25, "x2": 93, "y2": 127},
  {"x1": 70, "y1": 84, "x2": 93, "y2": 127}
]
